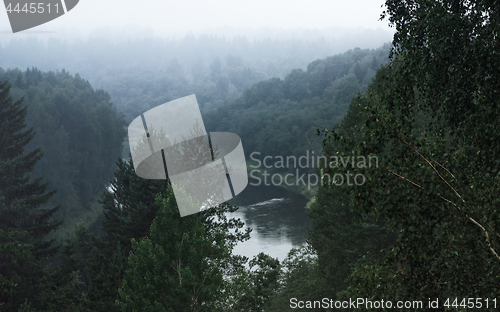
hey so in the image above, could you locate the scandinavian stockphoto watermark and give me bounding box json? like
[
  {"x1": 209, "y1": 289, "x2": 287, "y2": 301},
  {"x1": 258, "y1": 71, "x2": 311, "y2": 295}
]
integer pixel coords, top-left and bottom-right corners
[
  {"x1": 3, "y1": 0, "x2": 79, "y2": 33},
  {"x1": 128, "y1": 95, "x2": 248, "y2": 217},
  {"x1": 249, "y1": 151, "x2": 378, "y2": 190}
]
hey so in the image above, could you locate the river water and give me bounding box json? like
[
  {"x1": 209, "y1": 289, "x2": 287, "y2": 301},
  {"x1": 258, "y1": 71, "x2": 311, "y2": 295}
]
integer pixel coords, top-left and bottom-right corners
[{"x1": 227, "y1": 183, "x2": 311, "y2": 262}]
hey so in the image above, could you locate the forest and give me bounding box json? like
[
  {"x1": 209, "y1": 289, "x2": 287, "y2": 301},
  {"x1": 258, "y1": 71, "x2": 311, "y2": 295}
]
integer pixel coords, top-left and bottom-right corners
[{"x1": 0, "y1": 0, "x2": 499, "y2": 311}]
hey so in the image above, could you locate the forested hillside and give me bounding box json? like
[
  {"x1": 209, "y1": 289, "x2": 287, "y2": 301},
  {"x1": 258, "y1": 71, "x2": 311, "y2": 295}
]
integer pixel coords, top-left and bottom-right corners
[
  {"x1": 0, "y1": 68, "x2": 126, "y2": 238},
  {"x1": 0, "y1": 43, "x2": 393, "y2": 310},
  {"x1": 271, "y1": 0, "x2": 500, "y2": 311},
  {"x1": 0, "y1": 45, "x2": 394, "y2": 310},
  {"x1": 204, "y1": 45, "x2": 390, "y2": 160},
  {"x1": 0, "y1": 31, "x2": 390, "y2": 121},
  {"x1": 0, "y1": 0, "x2": 499, "y2": 310}
]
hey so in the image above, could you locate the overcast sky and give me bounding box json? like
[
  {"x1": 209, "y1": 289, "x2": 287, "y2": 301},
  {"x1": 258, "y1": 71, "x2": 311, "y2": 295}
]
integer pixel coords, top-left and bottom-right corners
[{"x1": 0, "y1": 0, "x2": 394, "y2": 37}]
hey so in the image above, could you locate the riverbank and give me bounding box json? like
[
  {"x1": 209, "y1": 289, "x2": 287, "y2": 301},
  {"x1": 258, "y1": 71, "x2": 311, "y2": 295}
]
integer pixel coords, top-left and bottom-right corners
[{"x1": 245, "y1": 160, "x2": 317, "y2": 203}]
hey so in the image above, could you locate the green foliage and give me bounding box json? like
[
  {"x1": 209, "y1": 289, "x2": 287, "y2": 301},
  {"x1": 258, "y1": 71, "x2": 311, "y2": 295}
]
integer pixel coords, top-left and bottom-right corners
[
  {"x1": 61, "y1": 155, "x2": 252, "y2": 311},
  {"x1": 0, "y1": 68, "x2": 127, "y2": 239},
  {"x1": 0, "y1": 32, "x2": 391, "y2": 121},
  {"x1": 0, "y1": 79, "x2": 60, "y2": 242},
  {"x1": 204, "y1": 45, "x2": 390, "y2": 168},
  {"x1": 0, "y1": 230, "x2": 33, "y2": 307},
  {"x1": 313, "y1": 0, "x2": 500, "y2": 308},
  {"x1": 230, "y1": 252, "x2": 281, "y2": 312},
  {"x1": 0, "y1": 79, "x2": 62, "y2": 310},
  {"x1": 118, "y1": 188, "x2": 232, "y2": 311},
  {"x1": 17, "y1": 299, "x2": 37, "y2": 312},
  {"x1": 100, "y1": 158, "x2": 170, "y2": 250},
  {"x1": 4, "y1": 11, "x2": 496, "y2": 308},
  {"x1": 63, "y1": 158, "x2": 170, "y2": 312},
  {"x1": 302, "y1": 85, "x2": 395, "y2": 310},
  {"x1": 264, "y1": 247, "x2": 328, "y2": 312}
]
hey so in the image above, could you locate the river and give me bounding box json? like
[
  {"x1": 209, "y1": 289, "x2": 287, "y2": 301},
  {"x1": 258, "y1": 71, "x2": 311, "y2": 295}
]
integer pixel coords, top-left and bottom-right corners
[{"x1": 227, "y1": 183, "x2": 311, "y2": 262}]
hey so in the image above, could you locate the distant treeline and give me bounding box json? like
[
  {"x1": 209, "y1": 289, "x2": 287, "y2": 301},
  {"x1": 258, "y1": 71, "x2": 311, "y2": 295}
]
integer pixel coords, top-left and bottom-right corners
[{"x1": 0, "y1": 34, "x2": 391, "y2": 120}]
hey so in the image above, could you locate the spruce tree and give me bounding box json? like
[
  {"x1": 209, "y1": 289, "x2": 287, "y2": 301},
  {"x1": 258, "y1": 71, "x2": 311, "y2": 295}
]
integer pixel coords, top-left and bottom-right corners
[
  {"x1": 0, "y1": 79, "x2": 60, "y2": 245},
  {"x1": 0, "y1": 79, "x2": 61, "y2": 309}
]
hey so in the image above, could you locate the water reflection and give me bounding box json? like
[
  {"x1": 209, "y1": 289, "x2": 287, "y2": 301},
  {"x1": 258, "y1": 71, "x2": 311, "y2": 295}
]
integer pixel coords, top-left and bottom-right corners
[{"x1": 228, "y1": 183, "x2": 311, "y2": 261}]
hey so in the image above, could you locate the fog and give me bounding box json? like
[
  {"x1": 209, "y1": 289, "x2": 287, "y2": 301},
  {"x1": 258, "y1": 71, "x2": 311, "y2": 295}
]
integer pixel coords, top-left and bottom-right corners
[
  {"x1": 0, "y1": 0, "x2": 395, "y2": 125},
  {"x1": 0, "y1": 0, "x2": 394, "y2": 42}
]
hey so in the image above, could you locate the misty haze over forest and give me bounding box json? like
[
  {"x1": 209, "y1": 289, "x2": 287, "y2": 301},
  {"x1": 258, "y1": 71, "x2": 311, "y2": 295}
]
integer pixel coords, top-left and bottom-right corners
[
  {"x1": 2, "y1": 1, "x2": 494, "y2": 311},
  {"x1": 0, "y1": 25, "x2": 393, "y2": 118},
  {"x1": 0, "y1": 25, "x2": 393, "y2": 78}
]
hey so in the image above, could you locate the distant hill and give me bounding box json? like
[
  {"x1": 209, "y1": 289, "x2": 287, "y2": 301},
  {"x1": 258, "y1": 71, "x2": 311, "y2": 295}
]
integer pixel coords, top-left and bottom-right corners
[
  {"x1": 0, "y1": 30, "x2": 392, "y2": 121},
  {"x1": 204, "y1": 44, "x2": 391, "y2": 161}
]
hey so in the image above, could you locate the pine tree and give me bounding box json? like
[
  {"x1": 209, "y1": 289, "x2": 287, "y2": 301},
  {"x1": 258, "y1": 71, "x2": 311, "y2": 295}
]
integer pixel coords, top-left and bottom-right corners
[
  {"x1": 0, "y1": 79, "x2": 60, "y2": 244},
  {"x1": 0, "y1": 79, "x2": 61, "y2": 309}
]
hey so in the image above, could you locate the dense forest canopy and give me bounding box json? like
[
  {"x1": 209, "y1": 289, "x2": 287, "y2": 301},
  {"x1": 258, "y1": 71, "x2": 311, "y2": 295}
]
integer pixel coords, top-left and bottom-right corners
[
  {"x1": 0, "y1": 40, "x2": 392, "y2": 239},
  {"x1": 204, "y1": 44, "x2": 390, "y2": 161},
  {"x1": 305, "y1": 0, "x2": 500, "y2": 310},
  {"x1": 0, "y1": 0, "x2": 499, "y2": 311},
  {"x1": 0, "y1": 42, "x2": 394, "y2": 310},
  {"x1": 0, "y1": 67, "x2": 126, "y2": 237}
]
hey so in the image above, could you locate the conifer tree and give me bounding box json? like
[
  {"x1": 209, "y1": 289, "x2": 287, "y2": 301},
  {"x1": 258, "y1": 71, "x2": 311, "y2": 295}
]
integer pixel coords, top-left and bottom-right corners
[
  {"x1": 77, "y1": 157, "x2": 170, "y2": 311},
  {"x1": 0, "y1": 79, "x2": 60, "y2": 241},
  {"x1": 0, "y1": 80, "x2": 61, "y2": 309}
]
